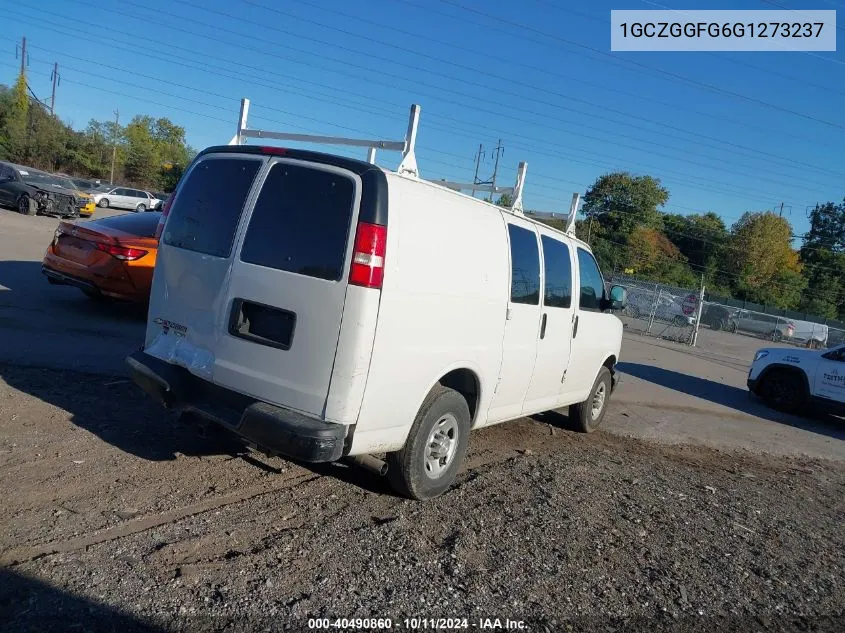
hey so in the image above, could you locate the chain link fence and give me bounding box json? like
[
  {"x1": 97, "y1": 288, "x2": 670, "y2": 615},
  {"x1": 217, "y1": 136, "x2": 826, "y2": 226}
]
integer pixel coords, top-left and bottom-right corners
[
  {"x1": 609, "y1": 274, "x2": 702, "y2": 345},
  {"x1": 700, "y1": 297, "x2": 844, "y2": 349},
  {"x1": 610, "y1": 272, "x2": 845, "y2": 349}
]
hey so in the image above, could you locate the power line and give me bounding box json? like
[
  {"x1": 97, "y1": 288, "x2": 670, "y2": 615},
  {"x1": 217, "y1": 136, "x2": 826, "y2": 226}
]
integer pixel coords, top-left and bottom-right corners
[
  {"x1": 430, "y1": 0, "x2": 845, "y2": 124},
  {"x1": 14, "y1": 4, "x2": 844, "y2": 200},
  {"x1": 537, "y1": 0, "x2": 845, "y2": 98},
  {"x1": 58, "y1": 0, "x2": 845, "y2": 182},
  {"x1": 185, "y1": 0, "x2": 845, "y2": 182},
  {"x1": 8, "y1": 30, "x2": 822, "y2": 213},
  {"x1": 242, "y1": 0, "x2": 845, "y2": 149}
]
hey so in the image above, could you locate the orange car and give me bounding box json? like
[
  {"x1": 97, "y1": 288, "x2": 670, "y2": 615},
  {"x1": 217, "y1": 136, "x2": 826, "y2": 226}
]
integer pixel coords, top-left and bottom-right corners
[{"x1": 42, "y1": 212, "x2": 161, "y2": 303}]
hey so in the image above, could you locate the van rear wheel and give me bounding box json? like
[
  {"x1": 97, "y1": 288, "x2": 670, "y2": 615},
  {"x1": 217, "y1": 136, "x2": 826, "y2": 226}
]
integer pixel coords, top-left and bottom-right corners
[
  {"x1": 569, "y1": 366, "x2": 612, "y2": 433},
  {"x1": 386, "y1": 385, "x2": 470, "y2": 501}
]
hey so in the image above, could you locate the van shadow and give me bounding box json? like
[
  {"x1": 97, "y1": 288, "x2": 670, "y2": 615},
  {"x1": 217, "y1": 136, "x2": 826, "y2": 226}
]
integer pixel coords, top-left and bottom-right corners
[
  {"x1": 0, "y1": 361, "x2": 395, "y2": 494},
  {"x1": 617, "y1": 361, "x2": 845, "y2": 441},
  {"x1": 0, "y1": 568, "x2": 164, "y2": 632}
]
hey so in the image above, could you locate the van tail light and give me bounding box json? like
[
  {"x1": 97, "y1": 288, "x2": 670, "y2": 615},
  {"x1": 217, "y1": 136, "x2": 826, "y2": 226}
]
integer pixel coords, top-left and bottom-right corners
[
  {"x1": 154, "y1": 195, "x2": 175, "y2": 241},
  {"x1": 96, "y1": 242, "x2": 148, "y2": 261},
  {"x1": 349, "y1": 221, "x2": 386, "y2": 289}
]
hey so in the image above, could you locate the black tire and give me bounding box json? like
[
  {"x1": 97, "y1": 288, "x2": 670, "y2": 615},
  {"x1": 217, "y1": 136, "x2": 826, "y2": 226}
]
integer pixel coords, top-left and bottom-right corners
[
  {"x1": 712, "y1": 318, "x2": 725, "y2": 331},
  {"x1": 673, "y1": 315, "x2": 688, "y2": 327},
  {"x1": 569, "y1": 367, "x2": 612, "y2": 433},
  {"x1": 386, "y1": 385, "x2": 471, "y2": 500},
  {"x1": 727, "y1": 321, "x2": 738, "y2": 333},
  {"x1": 136, "y1": 203, "x2": 146, "y2": 212},
  {"x1": 98, "y1": 198, "x2": 109, "y2": 208},
  {"x1": 771, "y1": 329, "x2": 783, "y2": 342},
  {"x1": 18, "y1": 194, "x2": 36, "y2": 216},
  {"x1": 760, "y1": 369, "x2": 807, "y2": 413}
]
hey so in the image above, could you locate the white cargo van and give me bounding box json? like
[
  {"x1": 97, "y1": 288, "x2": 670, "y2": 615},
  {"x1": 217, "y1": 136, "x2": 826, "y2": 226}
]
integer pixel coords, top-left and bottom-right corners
[{"x1": 127, "y1": 104, "x2": 626, "y2": 499}]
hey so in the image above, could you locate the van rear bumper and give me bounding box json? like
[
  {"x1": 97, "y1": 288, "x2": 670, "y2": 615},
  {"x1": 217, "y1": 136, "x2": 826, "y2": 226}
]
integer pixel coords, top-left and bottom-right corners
[{"x1": 125, "y1": 351, "x2": 347, "y2": 463}]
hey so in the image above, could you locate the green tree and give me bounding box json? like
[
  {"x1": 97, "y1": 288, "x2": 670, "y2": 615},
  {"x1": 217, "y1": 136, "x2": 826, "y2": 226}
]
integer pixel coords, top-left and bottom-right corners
[
  {"x1": 730, "y1": 212, "x2": 805, "y2": 308},
  {"x1": 581, "y1": 172, "x2": 668, "y2": 239},
  {"x1": 0, "y1": 74, "x2": 30, "y2": 160},
  {"x1": 662, "y1": 211, "x2": 728, "y2": 281},
  {"x1": 799, "y1": 200, "x2": 845, "y2": 319},
  {"x1": 494, "y1": 192, "x2": 513, "y2": 207}
]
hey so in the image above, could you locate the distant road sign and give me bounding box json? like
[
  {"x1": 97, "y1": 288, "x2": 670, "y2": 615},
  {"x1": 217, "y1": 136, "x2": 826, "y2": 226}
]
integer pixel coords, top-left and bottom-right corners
[{"x1": 682, "y1": 293, "x2": 699, "y2": 316}]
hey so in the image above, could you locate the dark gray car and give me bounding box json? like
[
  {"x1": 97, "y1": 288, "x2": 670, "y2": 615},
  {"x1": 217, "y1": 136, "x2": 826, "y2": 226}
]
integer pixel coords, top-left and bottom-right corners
[{"x1": 0, "y1": 161, "x2": 81, "y2": 218}]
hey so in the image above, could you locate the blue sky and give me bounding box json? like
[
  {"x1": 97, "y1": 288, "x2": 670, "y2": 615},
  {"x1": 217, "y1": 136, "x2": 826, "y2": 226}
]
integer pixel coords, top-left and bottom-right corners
[{"x1": 2, "y1": 0, "x2": 843, "y2": 237}]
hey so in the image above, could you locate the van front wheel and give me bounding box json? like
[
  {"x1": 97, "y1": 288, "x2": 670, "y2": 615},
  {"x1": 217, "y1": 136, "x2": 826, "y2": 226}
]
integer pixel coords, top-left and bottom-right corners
[
  {"x1": 387, "y1": 385, "x2": 471, "y2": 501},
  {"x1": 569, "y1": 366, "x2": 612, "y2": 433}
]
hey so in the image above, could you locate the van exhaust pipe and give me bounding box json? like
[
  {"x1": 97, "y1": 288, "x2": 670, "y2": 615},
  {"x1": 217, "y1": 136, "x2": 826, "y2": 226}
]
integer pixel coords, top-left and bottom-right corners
[{"x1": 347, "y1": 455, "x2": 388, "y2": 476}]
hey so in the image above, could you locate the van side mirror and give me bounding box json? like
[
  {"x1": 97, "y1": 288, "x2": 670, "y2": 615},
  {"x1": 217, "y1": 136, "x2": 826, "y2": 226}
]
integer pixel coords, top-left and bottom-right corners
[{"x1": 608, "y1": 285, "x2": 626, "y2": 311}]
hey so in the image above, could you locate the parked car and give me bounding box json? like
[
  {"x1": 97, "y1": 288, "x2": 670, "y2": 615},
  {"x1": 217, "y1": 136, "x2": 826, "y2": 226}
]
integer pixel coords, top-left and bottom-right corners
[
  {"x1": 149, "y1": 192, "x2": 169, "y2": 210},
  {"x1": 728, "y1": 310, "x2": 794, "y2": 342},
  {"x1": 748, "y1": 344, "x2": 845, "y2": 415},
  {"x1": 623, "y1": 289, "x2": 694, "y2": 327},
  {"x1": 126, "y1": 144, "x2": 627, "y2": 500},
  {"x1": 700, "y1": 303, "x2": 734, "y2": 331},
  {"x1": 90, "y1": 186, "x2": 155, "y2": 211},
  {"x1": 52, "y1": 175, "x2": 97, "y2": 217},
  {"x1": 42, "y1": 211, "x2": 161, "y2": 303},
  {"x1": 70, "y1": 177, "x2": 102, "y2": 192},
  {"x1": 0, "y1": 161, "x2": 81, "y2": 218}
]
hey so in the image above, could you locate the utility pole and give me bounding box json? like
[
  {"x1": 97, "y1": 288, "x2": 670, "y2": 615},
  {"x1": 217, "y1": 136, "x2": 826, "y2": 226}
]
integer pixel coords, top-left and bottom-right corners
[
  {"x1": 778, "y1": 202, "x2": 784, "y2": 217},
  {"x1": 50, "y1": 63, "x2": 59, "y2": 115},
  {"x1": 471, "y1": 144, "x2": 483, "y2": 198},
  {"x1": 487, "y1": 138, "x2": 504, "y2": 202},
  {"x1": 19, "y1": 37, "x2": 26, "y2": 75},
  {"x1": 109, "y1": 109, "x2": 119, "y2": 185}
]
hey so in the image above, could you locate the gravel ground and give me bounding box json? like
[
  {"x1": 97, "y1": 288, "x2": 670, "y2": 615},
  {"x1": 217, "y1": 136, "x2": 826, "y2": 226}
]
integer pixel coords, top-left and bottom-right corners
[{"x1": 1, "y1": 364, "x2": 844, "y2": 633}]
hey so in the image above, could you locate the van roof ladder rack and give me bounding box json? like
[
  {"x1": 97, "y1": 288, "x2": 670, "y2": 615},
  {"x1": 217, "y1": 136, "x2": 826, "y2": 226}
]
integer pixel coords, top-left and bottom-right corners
[
  {"x1": 229, "y1": 98, "x2": 422, "y2": 178},
  {"x1": 227, "y1": 97, "x2": 530, "y2": 217},
  {"x1": 432, "y1": 161, "x2": 528, "y2": 216}
]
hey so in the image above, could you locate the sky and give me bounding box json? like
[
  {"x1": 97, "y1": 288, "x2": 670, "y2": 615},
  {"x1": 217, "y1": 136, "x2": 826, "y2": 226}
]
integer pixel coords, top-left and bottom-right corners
[{"x1": 2, "y1": 0, "x2": 843, "y2": 238}]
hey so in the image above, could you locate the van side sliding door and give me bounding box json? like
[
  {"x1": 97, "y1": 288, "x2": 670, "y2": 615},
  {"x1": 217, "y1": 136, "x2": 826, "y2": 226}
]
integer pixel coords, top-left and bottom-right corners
[{"x1": 486, "y1": 217, "x2": 542, "y2": 423}]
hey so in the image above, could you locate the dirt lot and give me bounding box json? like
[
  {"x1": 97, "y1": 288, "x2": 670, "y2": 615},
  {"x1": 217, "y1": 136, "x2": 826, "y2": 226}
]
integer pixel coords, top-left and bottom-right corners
[{"x1": 1, "y1": 207, "x2": 844, "y2": 632}]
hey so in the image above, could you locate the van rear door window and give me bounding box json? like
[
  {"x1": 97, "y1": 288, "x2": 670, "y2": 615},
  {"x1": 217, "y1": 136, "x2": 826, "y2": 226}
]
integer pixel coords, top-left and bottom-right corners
[
  {"x1": 507, "y1": 224, "x2": 540, "y2": 305},
  {"x1": 240, "y1": 163, "x2": 356, "y2": 281},
  {"x1": 163, "y1": 158, "x2": 261, "y2": 257}
]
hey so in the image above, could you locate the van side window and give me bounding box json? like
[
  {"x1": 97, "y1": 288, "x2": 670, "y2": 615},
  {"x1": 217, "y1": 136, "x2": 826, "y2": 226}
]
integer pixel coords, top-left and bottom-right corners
[
  {"x1": 241, "y1": 164, "x2": 355, "y2": 281},
  {"x1": 163, "y1": 158, "x2": 261, "y2": 257},
  {"x1": 507, "y1": 224, "x2": 540, "y2": 305},
  {"x1": 540, "y1": 235, "x2": 572, "y2": 309},
  {"x1": 576, "y1": 248, "x2": 605, "y2": 311}
]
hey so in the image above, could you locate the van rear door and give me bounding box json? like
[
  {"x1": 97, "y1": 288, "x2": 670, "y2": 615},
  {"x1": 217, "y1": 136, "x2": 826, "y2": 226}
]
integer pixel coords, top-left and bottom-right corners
[{"x1": 148, "y1": 153, "x2": 364, "y2": 418}]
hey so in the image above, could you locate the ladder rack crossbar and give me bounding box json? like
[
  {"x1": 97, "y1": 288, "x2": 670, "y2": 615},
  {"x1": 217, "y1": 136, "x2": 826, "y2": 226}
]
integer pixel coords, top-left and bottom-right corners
[{"x1": 239, "y1": 129, "x2": 406, "y2": 151}]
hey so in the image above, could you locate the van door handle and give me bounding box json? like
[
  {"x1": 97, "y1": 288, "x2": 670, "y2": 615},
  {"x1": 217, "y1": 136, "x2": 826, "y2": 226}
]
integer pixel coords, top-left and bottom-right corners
[
  {"x1": 540, "y1": 313, "x2": 547, "y2": 339},
  {"x1": 573, "y1": 315, "x2": 579, "y2": 338}
]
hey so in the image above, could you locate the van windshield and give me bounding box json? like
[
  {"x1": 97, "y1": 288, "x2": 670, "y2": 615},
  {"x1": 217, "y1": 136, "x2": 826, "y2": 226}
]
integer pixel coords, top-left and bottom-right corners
[{"x1": 162, "y1": 157, "x2": 261, "y2": 257}]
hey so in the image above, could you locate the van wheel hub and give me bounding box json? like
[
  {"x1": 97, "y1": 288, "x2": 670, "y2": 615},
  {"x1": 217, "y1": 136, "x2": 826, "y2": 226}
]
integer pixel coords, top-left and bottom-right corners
[
  {"x1": 591, "y1": 382, "x2": 607, "y2": 420},
  {"x1": 424, "y1": 414, "x2": 459, "y2": 478}
]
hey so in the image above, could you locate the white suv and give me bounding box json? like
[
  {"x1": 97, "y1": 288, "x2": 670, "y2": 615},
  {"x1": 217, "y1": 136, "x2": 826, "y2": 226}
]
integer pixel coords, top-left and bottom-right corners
[
  {"x1": 126, "y1": 145, "x2": 627, "y2": 499},
  {"x1": 748, "y1": 344, "x2": 845, "y2": 414}
]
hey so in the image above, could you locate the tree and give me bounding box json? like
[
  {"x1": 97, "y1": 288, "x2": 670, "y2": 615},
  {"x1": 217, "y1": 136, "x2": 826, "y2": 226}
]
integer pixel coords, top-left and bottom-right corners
[
  {"x1": 494, "y1": 192, "x2": 513, "y2": 207},
  {"x1": 799, "y1": 199, "x2": 845, "y2": 319},
  {"x1": 662, "y1": 211, "x2": 728, "y2": 280},
  {"x1": 581, "y1": 172, "x2": 668, "y2": 239},
  {"x1": 0, "y1": 75, "x2": 30, "y2": 160},
  {"x1": 625, "y1": 226, "x2": 697, "y2": 287},
  {"x1": 729, "y1": 212, "x2": 805, "y2": 308}
]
